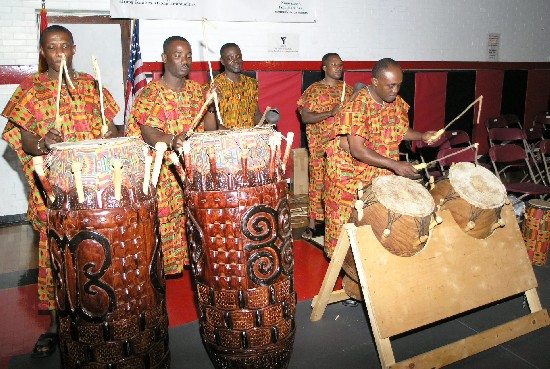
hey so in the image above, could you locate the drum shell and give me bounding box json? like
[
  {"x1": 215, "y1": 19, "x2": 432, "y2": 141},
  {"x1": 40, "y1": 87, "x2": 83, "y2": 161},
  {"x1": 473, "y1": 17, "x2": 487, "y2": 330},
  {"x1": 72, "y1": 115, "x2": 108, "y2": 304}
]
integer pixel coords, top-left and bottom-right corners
[
  {"x1": 186, "y1": 181, "x2": 295, "y2": 369},
  {"x1": 522, "y1": 200, "x2": 550, "y2": 266},
  {"x1": 46, "y1": 138, "x2": 169, "y2": 368},
  {"x1": 431, "y1": 178, "x2": 501, "y2": 239},
  {"x1": 351, "y1": 184, "x2": 433, "y2": 257}
]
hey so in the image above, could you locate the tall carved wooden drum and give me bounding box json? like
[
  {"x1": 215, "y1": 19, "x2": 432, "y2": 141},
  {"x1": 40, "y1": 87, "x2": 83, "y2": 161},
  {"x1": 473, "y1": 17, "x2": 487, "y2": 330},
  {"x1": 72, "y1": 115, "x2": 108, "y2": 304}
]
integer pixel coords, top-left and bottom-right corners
[
  {"x1": 184, "y1": 128, "x2": 296, "y2": 369},
  {"x1": 430, "y1": 162, "x2": 507, "y2": 238},
  {"x1": 44, "y1": 137, "x2": 170, "y2": 369}
]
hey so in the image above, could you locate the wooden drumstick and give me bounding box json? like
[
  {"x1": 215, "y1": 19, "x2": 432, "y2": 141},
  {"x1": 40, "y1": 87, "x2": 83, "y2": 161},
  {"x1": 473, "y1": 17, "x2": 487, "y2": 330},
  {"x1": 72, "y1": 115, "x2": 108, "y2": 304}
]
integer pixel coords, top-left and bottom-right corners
[
  {"x1": 186, "y1": 92, "x2": 217, "y2": 139},
  {"x1": 54, "y1": 57, "x2": 65, "y2": 131},
  {"x1": 152, "y1": 141, "x2": 167, "y2": 188},
  {"x1": 256, "y1": 106, "x2": 271, "y2": 127},
  {"x1": 32, "y1": 156, "x2": 56, "y2": 204},
  {"x1": 426, "y1": 96, "x2": 483, "y2": 144},
  {"x1": 111, "y1": 159, "x2": 123, "y2": 200},
  {"x1": 201, "y1": 18, "x2": 224, "y2": 126},
  {"x1": 71, "y1": 161, "x2": 85, "y2": 203},
  {"x1": 414, "y1": 143, "x2": 479, "y2": 170},
  {"x1": 143, "y1": 154, "x2": 152, "y2": 195},
  {"x1": 340, "y1": 81, "x2": 346, "y2": 103},
  {"x1": 91, "y1": 56, "x2": 108, "y2": 137},
  {"x1": 168, "y1": 152, "x2": 186, "y2": 182},
  {"x1": 281, "y1": 132, "x2": 294, "y2": 173}
]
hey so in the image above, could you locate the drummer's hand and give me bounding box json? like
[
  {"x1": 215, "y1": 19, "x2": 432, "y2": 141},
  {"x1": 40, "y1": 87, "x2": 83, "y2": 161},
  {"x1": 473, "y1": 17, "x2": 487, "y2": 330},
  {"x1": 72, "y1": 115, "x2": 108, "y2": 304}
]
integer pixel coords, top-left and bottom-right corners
[
  {"x1": 330, "y1": 104, "x2": 341, "y2": 117},
  {"x1": 44, "y1": 128, "x2": 63, "y2": 149},
  {"x1": 206, "y1": 82, "x2": 219, "y2": 101},
  {"x1": 172, "y1": 133, "x2": 185, "y2": 153},
  {"x1": 392, "y1": 161, "x2": 421, "y2": 178},
  {"x1": 422, "y1": 130, "x2": 439, "y2": 144},
  {"x1": 104, "y1": 123, "x2": 119, "y2": 138}
]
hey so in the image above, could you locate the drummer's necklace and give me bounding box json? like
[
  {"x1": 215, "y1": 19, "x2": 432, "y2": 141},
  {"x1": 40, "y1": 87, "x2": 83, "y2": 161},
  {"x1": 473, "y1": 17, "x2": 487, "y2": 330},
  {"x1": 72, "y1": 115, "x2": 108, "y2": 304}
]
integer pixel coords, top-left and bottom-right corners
[{"x1": 367, "y1": 85, "x2": 385, "y2": 109}]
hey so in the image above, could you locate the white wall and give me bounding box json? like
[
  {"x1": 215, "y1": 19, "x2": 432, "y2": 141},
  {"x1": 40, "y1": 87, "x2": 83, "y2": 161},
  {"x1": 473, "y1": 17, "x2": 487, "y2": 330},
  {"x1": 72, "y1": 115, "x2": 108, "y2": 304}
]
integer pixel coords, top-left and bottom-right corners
[{"x1": 1, "y1": 0, "x2": 549, "y2": 217}]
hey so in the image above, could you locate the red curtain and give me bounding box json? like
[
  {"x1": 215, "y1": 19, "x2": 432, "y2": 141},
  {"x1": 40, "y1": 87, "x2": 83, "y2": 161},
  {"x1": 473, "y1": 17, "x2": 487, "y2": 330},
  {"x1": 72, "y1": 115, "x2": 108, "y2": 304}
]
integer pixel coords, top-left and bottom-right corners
[
  {"x1": 343, "y1": 71, "x2": 371, "y2": 89},
  {"x1": 525, "y1": 70, "x2": 550, "y2": 124},
  {"x1": 413, "y1": 72, "x2": 447, "y2": 143},
  {"x1": 475, "y1": 71, "x2": 503, "y2": 154}
]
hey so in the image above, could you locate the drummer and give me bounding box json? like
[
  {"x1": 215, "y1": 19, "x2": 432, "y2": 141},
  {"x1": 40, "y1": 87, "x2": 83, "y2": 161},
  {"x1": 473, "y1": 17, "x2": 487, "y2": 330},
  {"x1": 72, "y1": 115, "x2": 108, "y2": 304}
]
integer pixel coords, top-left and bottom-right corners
[
  {"x1": 127, "y1": 36, "x2": 217, "y2": 277},
  {"x1": 1, "y1": 25, "x2": 119, "y2": 358},
  {"x1": 207, "y1": 42, "x2": 262, "y2": 128},
  {"x1": 297, "y1": 53, "x2": 353, "y2": 241},
  {"x1": 324, "y1": 58, "x2": 437, "y2": 260}
]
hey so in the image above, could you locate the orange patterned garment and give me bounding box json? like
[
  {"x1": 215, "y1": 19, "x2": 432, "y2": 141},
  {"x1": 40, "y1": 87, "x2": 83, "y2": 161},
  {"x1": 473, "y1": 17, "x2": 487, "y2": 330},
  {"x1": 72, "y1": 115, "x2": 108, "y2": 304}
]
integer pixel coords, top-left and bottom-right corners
[
  {"x1": 211, "y1": 73, "x2": 259, "y2": 129},
  {"x1": 127, "y1": 79, "x2": 206, "y2": 274},
  {"x1": 323, "y1": 89, "x2": 409, "y2": 258},
  {"x1": 2, "y1": 72, "x2": 119, "y2": 310}
]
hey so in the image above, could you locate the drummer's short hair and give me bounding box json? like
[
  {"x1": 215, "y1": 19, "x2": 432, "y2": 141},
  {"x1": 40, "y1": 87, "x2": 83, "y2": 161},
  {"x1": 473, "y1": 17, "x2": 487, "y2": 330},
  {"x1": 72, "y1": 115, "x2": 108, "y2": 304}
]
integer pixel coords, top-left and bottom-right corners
[
  {"x1": 40, "y1": 25, "x2": 74, "y2": 48},
  {"x1": 163, "y1": 36, "x2": 189, "y2": 54},
  {"x1": 372, "y1": 58, "x2": 401, "y2": 79},
  {"x1": 322, "y1": 53, "x2": 340, "y2": 66},
  {"x1": 220, "y1": 43, "x2": 240, "y2": 57}
]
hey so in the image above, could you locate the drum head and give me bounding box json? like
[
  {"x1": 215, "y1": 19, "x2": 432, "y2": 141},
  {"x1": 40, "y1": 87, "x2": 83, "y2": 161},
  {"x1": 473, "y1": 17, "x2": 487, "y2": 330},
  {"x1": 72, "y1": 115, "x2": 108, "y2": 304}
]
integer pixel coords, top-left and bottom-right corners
[
  {"x1": 50, "y1": 137, "x2": 138, "y2": 150},
  {"x1": 527, "y1": 198, "x2": 550, "y2": 209},
  {"x1": 372, "y1": 175, "x2": 435, "y2": 217},
  {"x1": 449, "y1": 162, "x2": 506, "y2": 209}
]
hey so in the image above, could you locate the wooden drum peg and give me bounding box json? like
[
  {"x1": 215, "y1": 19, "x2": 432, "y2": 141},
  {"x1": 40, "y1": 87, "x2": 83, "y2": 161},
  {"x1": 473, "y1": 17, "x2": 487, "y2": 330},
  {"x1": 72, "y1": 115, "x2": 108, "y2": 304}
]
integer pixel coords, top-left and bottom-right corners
[
  {"x1": 71, "y1": 161, "x2": 85, "y2": 203},
  {"x1": 32, "y1": 156, "x2": 56, "y2": 204},
  {"x1": 111, "y1": 159, "x2": 123, "y2": 201},
  {"x1": 152, "y1": 141, "x2": 167, "y2": 188}
]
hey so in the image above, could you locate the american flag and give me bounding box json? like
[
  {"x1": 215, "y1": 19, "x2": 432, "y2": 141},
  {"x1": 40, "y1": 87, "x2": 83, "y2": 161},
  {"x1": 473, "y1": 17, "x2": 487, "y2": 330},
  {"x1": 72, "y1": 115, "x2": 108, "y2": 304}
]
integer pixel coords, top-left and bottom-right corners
[
  {"x1": 38, "y1": 5, "x2": 48, "y2": 73},
  {"x1": 124, "y1": 19, "x2": 147, "y2": 130}
]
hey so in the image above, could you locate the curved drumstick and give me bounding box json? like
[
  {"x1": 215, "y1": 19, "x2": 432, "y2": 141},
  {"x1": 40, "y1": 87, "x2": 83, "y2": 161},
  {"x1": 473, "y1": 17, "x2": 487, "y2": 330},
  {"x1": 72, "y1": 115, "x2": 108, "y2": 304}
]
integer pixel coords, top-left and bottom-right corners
[
  {"x1": 256, "y1": 106, "x2": 271, "y2": 127},
  {"x1": 91, "y1": 56, "x2": 108, "y2": 137},
  {"x1": 427, "y1": 95, "x2": 483, "y2": 143},
  {"x1": 54, "y1": 57, "x2": 65, "y2": 131},
  {"x1": 168, "y1": 152, "x2": 186, "y2": 182},
  {"x1": 152, "y1": 142, "x2": 167, "y2": 187},
  {"x1": 185, "y1": 91, "x2": 217, "y2": 139},
  {"x1": 71, "y1": 161, "x2": 85, "y2": 203},
  {"x1": 340, "y1": 81, "x2": 346, "y2": 103},
  {"x1": 111, "y1": 159, "x2": 123, "y2": 200},
  {"x1": 413, "y1": 143, "x2": 479, "y2": 170},
  {"x1": 32, "y1": 156, "x2": 56, "y2": 204},
  {"x1": 201, "y1": 18, "x2": 224, "y2": 126}
]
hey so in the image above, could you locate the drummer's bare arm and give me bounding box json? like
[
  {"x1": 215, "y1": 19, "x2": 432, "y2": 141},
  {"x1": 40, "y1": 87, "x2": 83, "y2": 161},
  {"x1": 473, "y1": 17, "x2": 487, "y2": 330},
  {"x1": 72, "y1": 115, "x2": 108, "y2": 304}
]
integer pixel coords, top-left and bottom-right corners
[
  {"x1": 300, "y1": 105, "x2": 340, "y2": 124},
  {"x1": 20, "y1": 126, "x2": 61, "y2": 156},
  {"x1": 140, "y1": 125, "x2": 176, "y2": 151},
  {"x1": 254, "y1": 106, "x2": 262, "y2": 125},
  {"x1": 347, "y1": 134, "x2": 419, "y2": 178},
  {"x1": 104, "y1": 122, "x2": 119, "y2": 138},
  {"x1": 204, "y1": 111, "x2": 218, "y2": 131},
  {"x1": 404, "y1": 128, "x2": 437, "y2": 143}
]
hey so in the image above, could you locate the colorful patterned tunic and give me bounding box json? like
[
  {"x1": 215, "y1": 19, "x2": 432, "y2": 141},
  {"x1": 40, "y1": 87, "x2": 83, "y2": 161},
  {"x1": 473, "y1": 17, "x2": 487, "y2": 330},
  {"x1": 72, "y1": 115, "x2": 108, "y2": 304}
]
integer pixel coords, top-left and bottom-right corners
[
  {"x1": 297, "y1": 81, "x2": 353, "y2": 222},
  {"x1": 324, "y1": 89, "x2": 410, "y2": 258},
  {"x1": 1, "y1": 72, "x2": 119, "y2": 310},
  {"x1": 126, "y1": 79, "x2": 206, "y2": 274},
  {"x1": 211, "y1": 73, "x2": 259, "y2": 129}
]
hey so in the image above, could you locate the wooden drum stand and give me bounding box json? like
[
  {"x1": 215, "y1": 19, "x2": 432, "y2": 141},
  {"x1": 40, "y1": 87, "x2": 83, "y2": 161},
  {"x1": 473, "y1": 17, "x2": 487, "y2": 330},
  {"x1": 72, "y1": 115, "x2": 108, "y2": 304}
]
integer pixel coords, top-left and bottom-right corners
[{"x1": 310, "y1": 204, "x2": 550, "y2": 369}]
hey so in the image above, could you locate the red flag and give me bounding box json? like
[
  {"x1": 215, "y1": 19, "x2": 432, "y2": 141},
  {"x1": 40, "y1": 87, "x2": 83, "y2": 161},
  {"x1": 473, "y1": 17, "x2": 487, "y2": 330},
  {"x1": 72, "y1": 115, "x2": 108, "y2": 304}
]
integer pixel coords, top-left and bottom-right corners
[
  {"x1": 38, "y1": 4, "x2": 48, "y2": 73},
  {"x1": 124, "y1": 19, "x2": 147, "y2": 131}
]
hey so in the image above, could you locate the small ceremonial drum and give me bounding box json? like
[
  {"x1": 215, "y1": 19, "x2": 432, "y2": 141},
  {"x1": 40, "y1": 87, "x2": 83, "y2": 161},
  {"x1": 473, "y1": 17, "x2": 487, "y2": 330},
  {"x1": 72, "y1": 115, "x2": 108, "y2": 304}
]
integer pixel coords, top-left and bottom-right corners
[
  {"x1": 46, "y1": 137, "x2": 170, "y2": 369},
  {"x1": 185, "y1": 127, "x2": 296, "y2": 369},
  {"x1": 522, "y1": 199, "x2": 550, "y2": 266},
  {"x1": 430, "y1": 162, "x2": 507, "y2": 239},
  {"x1": 352, "y1": 175, "x2": 436, "y2": 257}
]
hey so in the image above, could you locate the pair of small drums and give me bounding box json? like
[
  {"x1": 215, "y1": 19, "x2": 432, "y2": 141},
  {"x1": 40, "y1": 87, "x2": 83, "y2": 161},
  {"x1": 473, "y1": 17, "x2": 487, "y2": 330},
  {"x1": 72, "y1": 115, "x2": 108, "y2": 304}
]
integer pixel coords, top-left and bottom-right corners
[
  {"x1": 353, "y1": 161, "x2": 507, "y2": 257},
  {"x1": 343, "y1": 162, "x2": 508, "y2": 300}
]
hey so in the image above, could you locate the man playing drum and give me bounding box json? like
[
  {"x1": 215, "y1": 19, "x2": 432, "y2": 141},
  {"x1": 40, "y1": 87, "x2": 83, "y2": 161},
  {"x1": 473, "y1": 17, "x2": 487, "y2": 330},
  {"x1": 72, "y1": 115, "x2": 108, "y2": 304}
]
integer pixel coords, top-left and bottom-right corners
[
  {"x1": 208, "y1": 42, "x2": 262, "y2": 129},
  {"x1": 1, "y1": 25, "x2": 119, "y2": 357},
  {"x1": 298, "y1": 53, "x2": 353, "y2": 240},
  {"x1": 324, "y1": 58, "x2": 437, "y2": 260},
  {"x1": 127, "y1": 36, "x2": 217, "y2": 276}
]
